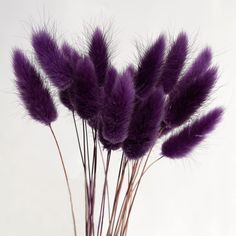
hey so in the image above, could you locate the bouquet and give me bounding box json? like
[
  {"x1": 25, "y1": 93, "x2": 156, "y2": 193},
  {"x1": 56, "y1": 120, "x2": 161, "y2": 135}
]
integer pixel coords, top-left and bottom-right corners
[{"x1": 12, "y1": 26, "x2": 223, "y2": 236}]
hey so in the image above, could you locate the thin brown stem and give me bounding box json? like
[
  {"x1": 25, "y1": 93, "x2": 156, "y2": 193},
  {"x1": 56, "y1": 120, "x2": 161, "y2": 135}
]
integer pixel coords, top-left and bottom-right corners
[
  {"x1": 107, "y1": 155, "x2": 127, "y2": 236},
  {"x1": 72, "y1": 111, "x2": 84, "y2": 165},
  {"x1": 98, "y1": 142, "x2": 111, "y2": 220},
  {"x1": 97, "y1": 150, "x2": 111, "y2": 236},
  {"x1": 89, "y1": 125, "x2": 98, "y2": 236},
  {"x1": 121, "y1": 158, "x2": 150, "y2": 235},
  {"x1": 72, "y1": 112, "x2": 90, "y2": 235},
  {"x1": 121, "y1": 152, "x2": 162, "y2": 235},
  {"x1": 85, "y1": 121, "x2": 91, "y2": 181},
  {"x1": 142, "y1": 156, "x2": 164, "y2": 179},
  {"x1": 49, "y1": 124, "x2": 77, "y2": 236},
  {"x1": 113, "y1": 161, "x2": 139, "y2": 236}
]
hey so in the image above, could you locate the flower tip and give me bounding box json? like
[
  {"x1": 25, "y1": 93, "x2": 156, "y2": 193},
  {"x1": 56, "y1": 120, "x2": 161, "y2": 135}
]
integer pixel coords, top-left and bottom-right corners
[
  {"x1": 154, "y1": 34, "x2": 166, "y2": 51},
  {"x1": 12, "y1": 48, "x2": 58, "y2": 125},
  {"x1": 89, "y1": 27, "x2": 109, "y2": 86},
  {"x1": 93, "y1": 27, "x2": 103, "y2": 38},
  {"x1": 12, "y1": 48, "x2": 23, "y2": 66},
  {"x1": 202, "y1": 47, "x2": 212, "y2": 60},
  {"x1": 31, "y1": 29, "x2": 52, "y2": 48},
  {"x1": 176, "y1": 32, "x2": 188, "y2": 49},
  {"x1": 162, "y1": 107, "x2": 223, "y2": 159}
]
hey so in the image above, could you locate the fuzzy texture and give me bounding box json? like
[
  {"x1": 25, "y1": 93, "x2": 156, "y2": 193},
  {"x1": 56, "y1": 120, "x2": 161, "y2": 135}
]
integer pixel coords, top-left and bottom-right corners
[
  {"x1": 99, "y1": 126, "x2": 122, "y2": 150},
  {"x1": 182, "y1": 47, "x2": 212, "y2": 81},
  {"x1": 32, "y1": 30, "x2": 72, "y2": 90},
  {"x1": 123, "y1": 88, "x2": 165, "y2": 159},
  {"x1": 71, "y1": 57, "x2": 101, "y2": 119},
  {"x1": 162, "y1": 107, "x2": 223, "y2": 158},
  {"x1": 61, "y1": 42, "x2": 82, "y2": 65},
  {"x1": 164, "y1": 67, "x2": 218, "y2": 128},
  {"x1": 158, "y1": 32, "x2": 188, "y2": 93},
  {"x1": 59, "y1": 88, "x2": 74, "y2": 111},
  {"x1": 135, "y1": 35, "x2": 165, "y2": 98},
  {"x1": 13, "y1": 49, "x2": 57, "y2": 125},
  {"x1": 104, "y1": 66, "x2": 118, "y2": 95},
  {"x1": 58, "y1": 43, "x2": 82, "y2": 111},
  {"x1": 89, "y1": 28, "x2": 109, "y2": 86},
  {"x1": 126, "y1": 64, "x2": 136, "y2": 78},
  {"x1": 87, "y1": 116, "x2": 100, "y2": 129},
  {"x1": 101, "y1": 70, "x2": 135, "y2": 144}
]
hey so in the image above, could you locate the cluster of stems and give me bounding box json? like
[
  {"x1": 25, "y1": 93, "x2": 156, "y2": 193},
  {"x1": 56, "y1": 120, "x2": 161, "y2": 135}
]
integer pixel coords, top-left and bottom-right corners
[
  {"x1": 49, "y1": 111, "x2": 163, "y2": 236},
  {"x1": 12, "y1": 28, "x2": 223, "y2": 236}
]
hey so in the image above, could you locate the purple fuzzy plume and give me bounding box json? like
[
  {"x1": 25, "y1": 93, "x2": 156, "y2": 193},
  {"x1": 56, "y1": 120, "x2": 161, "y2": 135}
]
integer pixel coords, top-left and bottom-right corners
[
  {"x1": 126, "y1": 64, "x2": 136, "y2": 78},
  {"x1": 89, "y1": 28, "x2": 109, "y2": 86},
  {"x1": 123, "y1": 88, "x2": 165, "y2": 159},
  {"x1": 182, "y1": 47, "x2": 212, "y2": 81},
  {"x1": 32, "y1": 30, "x2": 72, "y2": 90},
  {"x1": 58, "y1": 43, "x2": 82, "y2": 111},
  {"x1": 99, "y1": 127, "x2": 122, "y2": 150},
  {"x1": 135, "y1": 35, "x2": 165, "y2": 98},
  {"x1": 61, "y1": 42, "x2": 82, "y2": 65},
  {"x1": 71, "y1": 57, "x2": 101, "y2": 119},
  {"x1": 101, "y1": 70, "x2": 135, "y2": 144},
  {"x1": 13, "y1": 49, "x2": 57, "y2": 125},
  {"x1": 162, "y1": 107, "x2": 223, "y2": 158},
  {"x1": 158, "y1": 32, "x2": 188, "y2": 93},
  {"x1": 59, "y1": 88, "x2": 74, "y2": 111},
  {"x1": 164, "y1": 67, "x2": 218, "y2": 129},
  {"x1": 104, "y1": 66, "x2": 118, "y2": 95}
]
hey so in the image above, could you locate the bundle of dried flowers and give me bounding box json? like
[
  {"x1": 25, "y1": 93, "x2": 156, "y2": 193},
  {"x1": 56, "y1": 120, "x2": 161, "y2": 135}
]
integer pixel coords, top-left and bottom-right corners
[{"x1": 13, "y1": 27, "x2": 223, "y2": 236}]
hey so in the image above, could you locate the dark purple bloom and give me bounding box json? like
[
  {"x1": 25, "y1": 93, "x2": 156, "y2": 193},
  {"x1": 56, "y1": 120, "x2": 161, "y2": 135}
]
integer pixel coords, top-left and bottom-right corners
[
  {"x1": 158, "y1": 32, "x2": 188, "y2": 93},
  {"x1": 162, "y1": 107, "x2": 223, "y2": 158},
  {"x1": 13, "y1": 49, "x2": 57, "y2": 125},
  {"x1": 123, "y1": 88, "x2": 165, "y2": 159},
  {"x1": 59, "y1": 88, "x2": 74, "y2": 111},
  {"x1": 58, "y1": 43, "x2": 83, "y2": 111},
  {"x1": 61, "y1": 42, "x2": 82, "y2": 65},
  {"x1": 126, "y1": 64, "x2": 136, "y2": 78},
  {"x1": 32, "y1": 30, "x2": 72, "y2": 90},
  {"x1": 88, "y1": 66, "x2": 118, "y2": 129},
  {"x1": 101, "y1": 70, "x2": 135, "y2": 144},
  {"x1": 135, "y1": 35, "x2": 165, "y2": 98},
  {"x1": 89, "y1": 28, "x2": 109, "y2": 86},
  {"x1": 99, "y1": 127, "x2": 122, "y2": 150},
  {"x1": 164, "y1": 67, "x2": 218, "y2": 129},
  {"x1": 71, "y1": 57, "x2": 101, "y2": 119},
  {"x1": 104, "y1": 66, "x2": 118, "y2": 95},
  {"x1": 182, "y1": 47, "x2": 212, "y2": 81},
  {"x1": 87, "y1": 117, "x2": 99, "y2": 129}
]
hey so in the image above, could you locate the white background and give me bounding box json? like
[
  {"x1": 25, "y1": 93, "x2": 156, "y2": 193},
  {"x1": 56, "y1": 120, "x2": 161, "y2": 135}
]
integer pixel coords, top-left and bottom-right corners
[{"x1": 0, "y1": 0, "x2": 235, "y2": 235}]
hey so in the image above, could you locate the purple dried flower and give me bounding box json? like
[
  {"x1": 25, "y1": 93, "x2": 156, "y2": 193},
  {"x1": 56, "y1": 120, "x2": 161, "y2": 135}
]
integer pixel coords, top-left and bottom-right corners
[
  {"x1": 135, "y1": 35, "x2": 165, "y2": 98},
  {"x1": 164, "y1": 67, "x2": 218, "y2": 129},
  {"x1": 61, "y1": 42, "x2": 82, "y2": 65},
  {"x1": 162, "y1": 107, "x2": 223, "y2": 158},
  {"x1": 126, "y1": 64, "x2": 136, "y2": 78},
  {"x1": 89, "y1": 28, "x2": 109, "y2": 86},
  {"x1": 123, "y1": 88, "x2": 165, "y2": 159},
  {"x1": 99, "y1": 127, "x2": 122, "y2": 150},
  {"x1": 32, "y1": 30, "x2": 72, "y2": 90},
  {"x1": 101, "y1": 70, "x2": 135, "y2": 144},
  {"x1": 58, "y1": 43, "x2": 83, "y2": 111},
  {"x1": 71, "y1": 57, "x2": 101, "y2": 119},
  {"x1": 87, "y1": 116, "x2": 100, "y2": 129},
  {"x1": 182, "y1": 47, "x2": 212, "y2": 81},
  {"x1": 13, "y1": 49, "x2": 57, "y2": 125},
  {"x1": 88, "y1": 66, "x2": 118, "y2": 129},
  {"x1": 59, "y1": 88, "x2": 74, "y2": 111},
  {"x1": 104, "y1": 66, "x2": 118, "y2": 95},
  {"x1": 158, "y1": 32, "x2": 188, "y2": 93}
]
